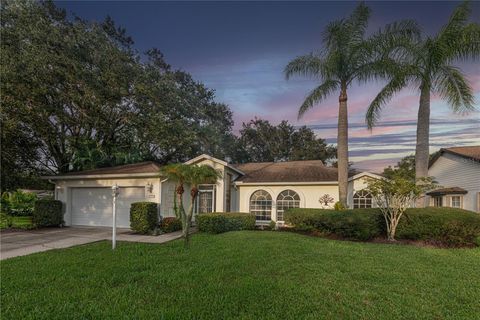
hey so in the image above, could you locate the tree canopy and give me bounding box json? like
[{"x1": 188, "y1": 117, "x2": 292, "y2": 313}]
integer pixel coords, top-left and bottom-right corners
[
  {"x1": 236, "y1": 118, "x2": 337, "y2": 163},
  {"x1": 1, "y1": 0, "x2": 237, "y2": 189}
]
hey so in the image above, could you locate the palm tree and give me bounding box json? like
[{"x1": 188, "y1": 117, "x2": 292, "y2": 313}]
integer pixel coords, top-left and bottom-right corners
[
  {"x1": 366, "y1": 2, "x2": 479, "y2": 194},
  {"x1": 285, "y1": 2, "x2": 418, "y2": 206},
  {"x1": 161, "y1": 163, "x2": 221, "y2": 246}
]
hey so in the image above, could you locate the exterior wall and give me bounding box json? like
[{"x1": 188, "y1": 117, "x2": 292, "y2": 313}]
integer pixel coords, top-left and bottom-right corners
[
  {"x1": 428, "y1": 153, "x2": 480, "y2": 212},
  {"x1": 237, "y1": 184, "x2": 340, "y2": 223},
  {"x1": 54, "y1": 177, "x2": 161, "y2": 226}
]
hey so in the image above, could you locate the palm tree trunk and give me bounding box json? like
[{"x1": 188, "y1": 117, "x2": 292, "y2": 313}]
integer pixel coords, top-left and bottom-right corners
[
  {"x1": 415, "y1": 84, "x2": 430, "y2": 207},
  {"x1": 338, "y1": 86, "x2": 349, "y2": 207}
]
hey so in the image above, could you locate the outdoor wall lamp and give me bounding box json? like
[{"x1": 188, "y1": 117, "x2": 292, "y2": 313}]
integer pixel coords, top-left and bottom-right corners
[{"x1": 146, "y1": 182, "x2": 153, "y2": 193}]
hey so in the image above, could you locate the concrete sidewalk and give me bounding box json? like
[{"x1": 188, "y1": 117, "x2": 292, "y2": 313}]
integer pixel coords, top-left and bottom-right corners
[{"x1": 1, "y1": 227, "x2": 183, "y2": 260}]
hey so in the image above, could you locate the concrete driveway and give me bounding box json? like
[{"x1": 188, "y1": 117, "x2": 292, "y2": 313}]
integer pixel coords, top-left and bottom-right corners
[{"x1": 1, "y1": 227, "x2": 183, "y2": 260}]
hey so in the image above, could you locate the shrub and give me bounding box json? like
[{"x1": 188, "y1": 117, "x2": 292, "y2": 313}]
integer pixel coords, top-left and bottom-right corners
[
  {"x1": 0, "y1": 213, "x2": 13, "y2": 228},
  {"x1": 334, "y1": 201, "x2": 346, "y2": 211},
  {"x1": 285, "y1": 208, "x2": 383, "y2": 240},
  {"x1": 160, "y1": 217, "x2": 182, "y2": 233},
  {"x1": 130, "y1": 202, "x2": 158, "y2": 234},
  {"x1": 33, "y1": 200, "x2": 63, "y2": 227},
  {"x1": 285, "y1": 207, "x2": 480, "y2": 246},
  {"x1": 1, "y1": 190, "x2": 37, "y2": 216},
  {"x1": 397, "y1": 207, "x2": 480, "y2": 247},
  {"x1": 197, "y1": 212, "x2": 256, "y2": 234}
]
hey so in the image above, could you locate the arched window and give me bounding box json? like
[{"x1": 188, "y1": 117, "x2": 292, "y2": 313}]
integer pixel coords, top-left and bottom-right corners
[
  {"x1": 353, "y1": 190, "x2": 372, "y2": 208},
  {"x1": 276, "y1": 190, "x2": 300, "y2": 221},
  {"x1": 249, "y1": 190, "x2": 272, "y2": 221}
]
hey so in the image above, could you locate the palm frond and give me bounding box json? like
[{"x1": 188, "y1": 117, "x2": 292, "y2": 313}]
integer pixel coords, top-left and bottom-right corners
[
  {"x1": 345, "y1": 2, "x2": 371, "y2": 45},
  {"x1": 322, "y1": 20, "x2": 346, "y2": 52},
  {"x1": 437, "y1": 1, "x2": 471, "y2": 44},
  {"x1": 298, "y1": 80, "x2": 339, "y2": 119},
  {"x1": 366, "y1": 76, "x2": 408, "y2": 129},
  {"x1": 284, "y1": 53, "x2": 326, "y2": 80},
  {"x1": 448, "y1": 22, "x2": 480, "y2": 61},
  {"x1": 434, "y1": 65, "x2": 476, "y2": 113}
]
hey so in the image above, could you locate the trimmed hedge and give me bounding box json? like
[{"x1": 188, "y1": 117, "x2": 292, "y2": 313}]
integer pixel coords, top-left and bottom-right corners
[
  {"x1": 285, "y1": 207, "x2": 480, "y2": 246},
  {"x1": 130, "y1": 202, "x2": 158, "y2": 234},
  {"x1": 160, "y1": 217, "x2": 182, "y2": 233},
  {"x1": 33, "y1": 200, "x2": 63, "y2": 227},
  {"x1": 397, "y1": 207, "x2": 480, "y2": 246},
  {"x1": 197, "y1": 212, "x2": 256, "y2": 234},
  {"x1": 285, "y1": 208, "x2": 383, "y2": 240}
]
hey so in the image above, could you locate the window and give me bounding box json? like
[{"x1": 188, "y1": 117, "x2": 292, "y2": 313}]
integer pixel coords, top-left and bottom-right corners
[
  {"x1": 276, "y1": 190, "x2": 300, "y2": 221},
  {"x1": 353, "y1": 190, "x2": 372, "y2": 208},
  {"x1": 433, "y1": 196, "x2": 443, "y2": 207},
  {"x1": 451, "y1": 196, "x2": 462, "y2": 208},
  {"x1": 225, "y1": 173, "x2": 232, "y2": 212},
  {"x1": 249, "y1": 190, "x2": 272, "y2": 221},
  {"x1": 196, "y1": 185, "x2": 216, "y2": 214}
]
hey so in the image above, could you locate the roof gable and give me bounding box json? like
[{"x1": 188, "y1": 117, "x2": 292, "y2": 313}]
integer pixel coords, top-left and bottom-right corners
[
  {"x1": 184, "y1": 154, "x2": 245, "y2": 175},
  {"x1": 430, "y1": 145, "x2": 480, "y2": 168},
  {"x1": 45, "y1": 161, "x2": 162, "y2": 179},
  {"x1": 233, "y1": 160, "x2": 340, "y2": 183}
]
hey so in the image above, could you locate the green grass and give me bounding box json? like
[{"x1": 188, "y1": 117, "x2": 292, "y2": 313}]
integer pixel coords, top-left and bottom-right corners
[
  {"x1": 0, "y1": 216, "x2": 33, "y2": 229},
  {"x1": 1, "y1": 231, "x2": 479, "y2": 319}
]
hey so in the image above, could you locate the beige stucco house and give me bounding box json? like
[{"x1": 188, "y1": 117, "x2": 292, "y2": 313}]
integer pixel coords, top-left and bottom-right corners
[
  {"x1": 427, "y1": 146, "x2": 480, "y2": 212},
  {"x1": 46, "y1": 154, "x2": 382, "y2": 228}
]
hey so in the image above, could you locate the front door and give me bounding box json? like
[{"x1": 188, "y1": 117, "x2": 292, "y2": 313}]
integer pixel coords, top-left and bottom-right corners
[{"x1": 195, "y1": 185, "x2": 216, "y2": 214}]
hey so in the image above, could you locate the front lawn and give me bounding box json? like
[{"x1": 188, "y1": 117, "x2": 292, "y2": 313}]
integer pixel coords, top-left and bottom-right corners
[{"x1": 1, "y1": 231, "x2": 479, "y2": 319}]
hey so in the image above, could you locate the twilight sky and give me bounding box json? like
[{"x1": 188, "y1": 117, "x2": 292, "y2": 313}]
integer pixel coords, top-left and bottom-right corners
[{"x1": 57, "y1": 1, "x2": 480, "y2": 171}]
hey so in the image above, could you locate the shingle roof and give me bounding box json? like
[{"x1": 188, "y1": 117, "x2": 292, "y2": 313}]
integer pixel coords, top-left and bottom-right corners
[
  {"x1": 426, "y1": 187, "x2": 468, "y2": 196},
  {"x1": 59, "y1": 161, "x2": 162, "y2": 176},
  {"x1": 430, "y1": 145, "x2": 480, "y2": 167},
  {"x1": 232, "y1": 160, "x2": 342, "y2": 183},
  {"x1": 443, "y1": 146, "x2": 480, "y2": 161}
]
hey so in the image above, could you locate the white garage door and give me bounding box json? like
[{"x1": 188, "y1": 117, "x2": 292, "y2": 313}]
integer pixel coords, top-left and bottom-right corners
[{"x1": 71, "y1": 187, "x2": 146, "y2": 228}]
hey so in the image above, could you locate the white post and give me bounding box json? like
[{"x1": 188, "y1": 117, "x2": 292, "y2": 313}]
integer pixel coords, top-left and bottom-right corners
[{"x1": 112, "y1": 184, "x2": 119, "y2": 250}]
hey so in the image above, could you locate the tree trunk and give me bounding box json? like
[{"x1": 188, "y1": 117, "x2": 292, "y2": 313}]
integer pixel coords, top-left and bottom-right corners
[
  {"x1": 415, "y1": 84, "x2": 430, "y2": 207},
  {"x1": 337, "y1": 86, "x2": 349, "y2": 207},
  {"x1": 183, "y1": 187, "x2": 199, "y2": 247}
]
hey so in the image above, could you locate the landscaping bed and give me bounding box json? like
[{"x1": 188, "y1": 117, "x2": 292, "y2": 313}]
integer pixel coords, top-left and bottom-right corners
[
  {"x1": 284, "y1": 207, "x2": 480, "y2": 247},
  {"x1": 1, "y1": 231, "x2": 479, "y2": 319},
  {"x1": 0, "y1": 214, "x2": 35, "y2": 230}
]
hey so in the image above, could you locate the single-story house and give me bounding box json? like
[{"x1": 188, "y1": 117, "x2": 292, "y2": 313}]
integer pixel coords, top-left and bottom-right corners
[
  {"x1": 45, "y1": 154, "x2": 382, "y2": 228},
  {"x1": 427, "y1": 145, "x2": 480, "y2": 212}
]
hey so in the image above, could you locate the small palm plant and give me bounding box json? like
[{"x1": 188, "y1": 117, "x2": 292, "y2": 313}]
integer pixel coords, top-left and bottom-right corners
[
  {"x1": 366, "y1": 1, "x2": 479, "y2": 185},
  {"x1": 285, "y1": 2, "x2": 419, "y2": 206},
  {"x1": 161, "y1": 164, "x2": 221, "y2": 246}
]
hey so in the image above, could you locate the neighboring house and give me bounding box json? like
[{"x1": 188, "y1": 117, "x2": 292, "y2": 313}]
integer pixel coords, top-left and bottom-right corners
[
  {"x1": 427, "y1": 146, "x2": 480, "y2": 212},
  {"x1": 45, "y1": 154, "x2": 382, "y2": 228}
]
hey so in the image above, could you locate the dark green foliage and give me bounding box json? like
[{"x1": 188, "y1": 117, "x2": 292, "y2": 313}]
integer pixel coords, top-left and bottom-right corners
[
  {"x1": 237, "y1": 118, "x2": 336, "y2": 163},
  {"x1": 1, "y1": 190, "x2": 37, "y2": 216},
  {"x1": 285, "y1": 208, "x2": 383, "y2": 240},
  {"x1": 1, "y1": 0, "x2": 238, "y2": 184},
  {"x1": 197, "y1": 212, "x2": 256, "y2": 234},
  {"x1": 397, "y1": 207, "x2": 480, "y2": 247},
  {"x1": 129, "y1": 202, "x2": 158, "y2": 234},
  {"x1": 160, "y1": 217, "x2": 182, "y2": 233},
  {"x1": 285, "y1": 207, "x2": 480, "y2": 246},
  {"x1": 32, "y1": 200, "x2": 63, "y2": 227}
]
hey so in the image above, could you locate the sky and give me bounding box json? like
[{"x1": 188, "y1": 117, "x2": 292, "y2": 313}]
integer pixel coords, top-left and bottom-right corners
[{"x1": 57, "y1": 1, "x2": 480, "y2": 171}]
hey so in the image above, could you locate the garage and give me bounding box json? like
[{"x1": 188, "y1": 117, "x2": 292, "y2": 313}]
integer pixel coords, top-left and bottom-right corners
[{"x1": 71, "y1": 187, "x2": 146, "y2": 228}]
